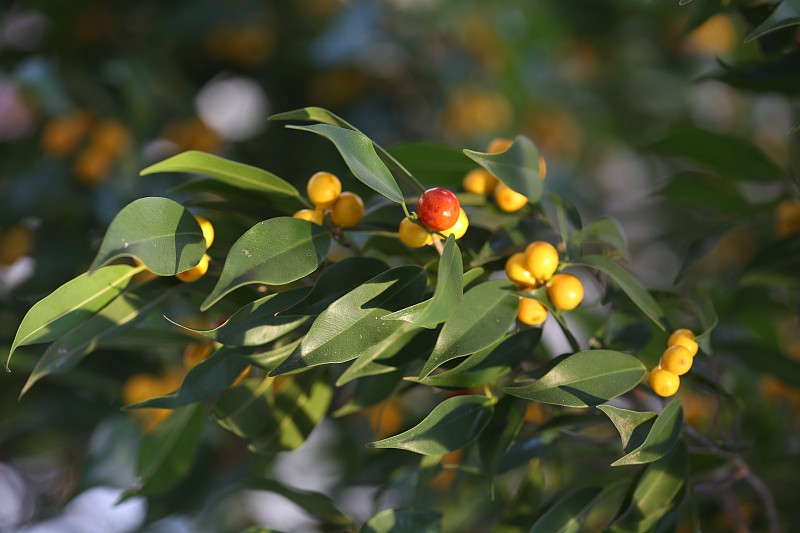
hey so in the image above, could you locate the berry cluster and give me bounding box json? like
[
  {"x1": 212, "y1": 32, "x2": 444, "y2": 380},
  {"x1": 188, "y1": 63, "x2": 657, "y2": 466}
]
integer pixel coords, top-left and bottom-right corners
[
  {"x1": 399, "y1": 187, "x2": 469, "y2": 248},
  {"x1": 462, "y1": 137, "x2": 547, "y2": 212},
  {"x1": 506, "y1": 240, "x2": 584, "y2": 325},
  {"x1": 649, "y1": 328, "x2": 699, "y2": 397},
  {"x1": 293, "y1": 171, "x2": 365, "y2": 228},
  {"x1": 176, "y1": 215, "x2": 214, "y2": 282}
]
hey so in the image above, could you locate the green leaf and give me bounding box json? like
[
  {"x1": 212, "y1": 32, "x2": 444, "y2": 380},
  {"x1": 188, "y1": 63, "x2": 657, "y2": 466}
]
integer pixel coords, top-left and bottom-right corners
[
  {"x1": 333, "y1": 369, "x2": 403, "y2": 417},
  {"x1": 288, "y1": 124, "x2": 404, "y2": 204},
  {"x1": 598, "y1": 405, "x2": 657, "y2": 450},
  {"x1": 270, "y1": 266, "x2": 427, "y2": 375},
  {"x1": 127, "y1": 404, "x2": 204, "y2": 497},
  {"x1": 572, "y1": 255, "x2": 668, "y2": 331},
  {"x1": 201, "y1": 217, "x2": 331, "y2": 310},
  {"x1": 89, "y1": 197, "x2": 206, "y2": 276},
  {"x1": 390, "y1": 142, "x2": 476, "y2": 189},
  {"x1": 418, "y1": 280, "x2": 518, "y2": 378},
  {"x1": 463, "y1": 135, "x2": 543, "y2": 203},
  {"x1": 493, "y1": 461, "x2": 545, "y2": 533},
  {"x1": 610, "y1": 399, "x2": 683, "y2": 466},
  {"x1": 478, "y1": 396, "x2": 526, "y2": 485},
  {"x1": 336, "y1": 323, "x2": 422, "y2": 386},
  {"x1": 745, "y1": 0, "x2": 800, "y2": 42},
  {"x1": 367, "y1": 395, "x2": 494, "y2": 455},
  {"x1": 7, "y1": 265, "x2": 137, "y2": 369},
  {"x1": 503, "y1": 350, "x2": 647, "y2": 408},
  {"x1": 571, "y1": 217, "x2": 630, "y2": 261},
  {"x1": 140, "y1": 150, "x2": 303, "y2": 199},
  {"x1": 530, "y1": 487, "x2": 602, "y2": 533},
  {"x1": 171, "y1": 289, "x2": 309, "y2": 346},
  {"x1": 361, "y1": 508, "x2": 441, "y2": 533},
  {"x1": 248, "y1": 479, "x2": 352, "y2": 528},
  {"x1": 384, "y1": 235, "x2": 463, "y2": 329},
  {"x1": 22, "y1": 283, "x2": 176, "y2": 395},
  {"x1": 280, "y1": 257, "x2": 388, "y2": 317},
  {"x1": 242, "y1": 339, "x2": 301, "y2": 371}
]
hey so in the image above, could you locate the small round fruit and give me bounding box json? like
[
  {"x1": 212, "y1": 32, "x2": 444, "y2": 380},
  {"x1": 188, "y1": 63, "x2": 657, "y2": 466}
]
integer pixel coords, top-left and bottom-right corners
[
  {"x1": 661, "y1": 345, "x2": 693, "y2": 376},
  {"x1": 330, "y1": 192, "x2": 364, "y2": 228},
  {"x1": 505, "y1": 253, "x2": 535, "y2": 287},
  {"x1": 487, "y1": 137, "x2": 513, "y2": 153},
  {"x1": 307, "y1": 171, "x2": 342, "y2": 208},
  {"x1": 525, "y1": 241, "x2": 559, "y2": 281},
  {"x1": 417, "y1": 187, "x2": 461, "y2": 231},
  {"x1": 538, "y1": 156, "x2": 547, "y2": 180},
  {"x1": 399, "y1": 218, "x2": 432, "y2": 248},
  {"x1": 293, "y1": 208, "x2": 325, "y2": 226},
  {"x1": 518, "y1": 297, "x2": 547, "y2": 325},
  {"x1": 440, "y1": 208, "x2": 469, "y2": 240},
  {"x1": 194, "y1": 215, "x2": 215, "y2": 248},
  {"x1": 462, "y1": 168, "x2": 497, "y2": 195},
  {"x1": 776, "y1": 199, "x2": 800, "y2": 237},
  {"x1": 547, "y1": 273, "x2": 584, "y2": 311},
  {"x1": 0, "y1": 225, "x2": 34, "y2": 266},
  {"x1": 667, "y1": 328, "x2": 695, "y2": 346},
  {"x1": 176, "y1": 254, "x2": 210, "y2": 283},
  {"x1": 672, "y1": 336, "x2": 699, "y2": 357},
  {"x1": 494, "y1": 182, "x2": 528, "y2": 212},
  {"x1": 649, "y1": 368, "x2": 680, "y2": 397},
  {"x1": 73, "y1": 145, "x2": 113, "y2": 186}
]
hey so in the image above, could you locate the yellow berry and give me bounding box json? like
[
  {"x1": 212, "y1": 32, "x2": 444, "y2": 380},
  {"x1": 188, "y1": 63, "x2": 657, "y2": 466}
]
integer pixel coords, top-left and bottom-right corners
[
  {"x1": 524, "y1": 241, "x2": 559, "y2": 281},
  {"x1": 661, "y1": 345, "x2": 693, "y2": 376},
  {"x1": 399, "y1": 218, "x2": 432, "y2": 248},
  {"x1": 440, "y1": 208, "x2": 469, "y2": 240},
  {"x1": 194, "y1": 215, "x2": 215, "y2": 248},
  {"x1": 307, "y1": 171, "x2": 342, "y2": 208},
  {"x1": 487, "y1": 137, "x2": 513, "y2": 153},
  {"x1": 0, "y1": 224, "x2": 34, "y2": 266},
  {"x1": 176, "y1": 254, "x2": 210, "y2": 283},
  {"x1": 538, "y1": 156, "x2": 547, "y2": 180},
  {"x1": 667, "y1": 328, "x2": 695, "y2": 346},
  {"x1": 547, "y1": 273, "x2": 584, "y2": 311},
  {"x1": 776, "y1": 199, "x2": 800, "y2": 237},
  {"x1": 517, "y1": 297, "x2": 547, "y2": 325},
  {"x1": 649, "y1": 368, "x2": 680, "y2": 397},
  {"x1": 330, "y1": 192, "x2": 364, "y2": 228},
  {"x1": 91, "y1": 119, "x2": 130, "y2": 156},
  {"x1": 293, "y1": 208, "x2": 325, "y2": 226},
  {"x1": 493, "y1": 182, "x2": 528, "y2": 212},
  {"x1": 73, "y1": 145, "x2": 114, "y2": 186},
  {"x1": 505, "y1": 253, "x2": 535, "y2": 287},
  {"x1": 462, "y1": 168, "x2": 497, "y2": 195},
  {"x1": 672, "y1": 336, "x2": 699, "y2": 357}
]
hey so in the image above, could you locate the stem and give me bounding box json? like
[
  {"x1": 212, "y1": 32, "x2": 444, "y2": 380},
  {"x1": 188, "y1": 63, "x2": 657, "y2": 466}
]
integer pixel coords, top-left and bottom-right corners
[
  {"x1": 332, "y1": 227, "x2": 363, "y2": 256},
  {"x1": 553, "y1": 310, "x2": 580, "y2": 353},
  {"x1": 431, "y1": 235, "x2": 444, "y2": 256}
]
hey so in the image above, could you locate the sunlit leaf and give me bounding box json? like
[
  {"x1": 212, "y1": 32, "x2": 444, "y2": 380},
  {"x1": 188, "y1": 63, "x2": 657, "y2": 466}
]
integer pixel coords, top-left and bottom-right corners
[
  {"x1": 611, "y1": 398, "x2": 683, "y2": 466},
  {"x1": 463, "y1": 135, "x2": 544, "y2": 203}
]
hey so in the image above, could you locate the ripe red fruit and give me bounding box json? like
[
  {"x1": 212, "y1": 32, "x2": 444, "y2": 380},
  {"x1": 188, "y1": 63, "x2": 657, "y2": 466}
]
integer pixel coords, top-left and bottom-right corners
[{"x1": 417, "y1": 188, "x2": 461, "y2": 231}]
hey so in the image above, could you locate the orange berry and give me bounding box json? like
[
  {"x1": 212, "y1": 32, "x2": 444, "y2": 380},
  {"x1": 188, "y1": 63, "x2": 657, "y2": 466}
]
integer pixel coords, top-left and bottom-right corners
[
  {"x1": 547, "y1": 273, "x2": 584, "y2": 311},
  {"x1": 524, "y1": 241, "x2": 559, "y2": 281},
  {"x1": 667, "y1": 328, "x2": 695, "y2": 346},
  {"x1": 538, "y1": 156, "x2": 547, "y2": 180},
  {"x1": 505, "y1": 253, "x2": 535, "y2": 287},
  {"x1": 776, "y1": 199, "x2": 800, "y2": 237},
  {"x1": 73, "y1": 145, "x2": 114, "y2": 186},
  {"x1": 417, "y1": 188, "x2": 461, "y2": 231},
  {"x1": 293, "y1": 208, "x2": 325, "y2": 226},
  {"x1": 0, "y1": 225, "x2": 34, "y2": 266},
  {"x1": 672, "y1": 336, "x2": 699, "y2": 357},
  {"x1": 183, "y1": 342, "x2": 213, "y2": 369},
  {"x1": 399, "y1": 218, "x2": 432, "y2": 248},
  {"x1": 649, "y1": 368, "x2": 680, "y2": 397},
  {"x1": 487, "y1": 137, "x2": 513, "y2": 153},
  {"x1": 307, "y1": 171, "x2": 342, "y2": 208},
  {"x1": 462, "y1": 168, "x2": 497, "y2": 195},
  {"x1": 41, "y1": 111, "x2": 92, "y2": 158},
  {"x1": 517, "y1": 297, "x2": 547, "y2": 325},
  {"x1": 330, "y1": 192, "x2": 364, "y2": 228},
  {"x1": 493, "y1": 182, "x2": 528, "y2": 212},
  {"x1": 176, "y1": 254, "x2": 210, "y2": 283},
  {"x1": 661, "y1": 345, "x2": 693, "y2": 376},
  {"x1": 91, "y1": 119, "x2": 130, "y2": 156},
  {"x1": 194, "y1": 215, "x2": 215, "y2": 248},
  {"x1": 440, "y1": 208, "x2": 469, "y2": 240}
]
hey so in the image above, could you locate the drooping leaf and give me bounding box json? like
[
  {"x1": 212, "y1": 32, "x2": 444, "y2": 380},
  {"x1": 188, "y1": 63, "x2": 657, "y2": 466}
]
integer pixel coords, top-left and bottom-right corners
[
  {"x1": 390, "y1": 142, "x2": 476, "y2": 189},
  {"x1": 611, "y1": 398, "x2": 683, "y2": 466},
  {"x1": 248, "y1": 479, "x2": 352, "y2": 528},
  {"x1": 463, "y1": 135, "x2": 544, "y2": 204},
  {"x1": 7, "y1": 265, "x2": 137, "y2": 369},
  {"x1": 89, "y1": 197, "x2": 206, "y2": 276},
  {"x1": 571, "y1": 217, "x2": 630, "y2": 261},
  {"x1": 745, "y1": 0, "x2": 800, "y2": 42},
  {"x1": 503, "y1": 350, "x2": 646, "y2": 408},
  {"x1": 201, "y1": 217, "x2": 331, "y2": 310},
  {"x1": 270, "y1": 266, "x2": 427, "y2": 375},
  {"x1": 367, "y1": 395, "x2": 494, "y2": 455},
  {"x1": 361, "y1": 508, "x2": 441, "y2": 533},
  {"x1": 287, "y1": 124, "x2": 404, "y2": 204},
  {"x1": 530, "y1": 487, "x2": 602, "y2": 533},
  {"x1": 384, "y1": 235, "x2": 463, "y2": 329},
  {"x1": 598, "y1": 405, "x2": 657, "y2": 450},
  {"x1": 418, "y1": 280, "x2": 518, "y2": 378}
]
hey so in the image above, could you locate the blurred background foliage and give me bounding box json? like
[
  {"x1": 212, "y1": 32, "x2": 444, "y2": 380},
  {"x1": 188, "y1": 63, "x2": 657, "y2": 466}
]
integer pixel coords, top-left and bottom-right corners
[{"x1": 1, "y1": 0, "x2": 799, "y2": 531}]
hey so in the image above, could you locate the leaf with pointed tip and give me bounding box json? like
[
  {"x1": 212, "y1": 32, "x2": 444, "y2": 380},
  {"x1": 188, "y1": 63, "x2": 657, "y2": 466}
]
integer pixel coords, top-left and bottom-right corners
[
  {"x1": 571, "y1": 217, "x2": 630, "y2": 261},
  {"x1": 248, "y1": 479, "x2": 352, "y2": 528},
  {"x1": 201, "y1": 217, "x2": 330, "y2": 310},
  {"x1": 503, "y1": 350, "x2": 646, "y2": 408},
  {"x1": 280, "y1": 257, "x2": 388, "y2": 317},
  {"x1": 241, "y1": 339, "x2": 301, "y2": 371},
  {"x1": 418, "y1": 281, "x2": 518, "y2": 378},
  {"x1": 288, "y1": 124, "x2": 404, "y2": 204},
  {"x1": 367, "y1": 395, "x2": 494, "y2": 455},
  {"x1": 270, "y1": 266, "x2": 427, "y2": 375},
  {"x1": 611, "y1": 398, "x2": 683, "y2": 466},
  {"x1": 89, "y1": 197, "x2": 206, "y2": 275},
  {"x1": 361, "y1": 508, "x2": 441, "y2": 533},
  {"x1": 463, "y1": 135, "x2": 543, "y2": 204},
  {"x1": 745, "y1": 0, "x2": 800, "y2": 42},
  {"x1": 7, "y1": 265, "x2": 137, "y2": 369},
  {"x1": 171, "y1": 288, "x2": 309, "y2": 346},
  {"x1": 598, "y1": 405, "x2": 657, "y2": 450},
  {"x1": 530, "y1": 487, "x2": 602, "y2": 533},
  {"x1": 384, "y1": 235, "x2": 463, "y2": 329}
]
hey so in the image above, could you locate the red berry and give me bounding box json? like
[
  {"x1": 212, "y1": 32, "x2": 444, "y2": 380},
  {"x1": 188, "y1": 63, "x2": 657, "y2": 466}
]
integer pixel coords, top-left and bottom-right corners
[{"x1": 417, "y1": 188, "x2": 460, "y2": 231}]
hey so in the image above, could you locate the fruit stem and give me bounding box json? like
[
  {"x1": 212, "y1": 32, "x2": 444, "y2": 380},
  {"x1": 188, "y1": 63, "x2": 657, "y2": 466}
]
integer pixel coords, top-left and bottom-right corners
[{"x1": 431, "y1": 235, "x2": 444, "y2": 256}]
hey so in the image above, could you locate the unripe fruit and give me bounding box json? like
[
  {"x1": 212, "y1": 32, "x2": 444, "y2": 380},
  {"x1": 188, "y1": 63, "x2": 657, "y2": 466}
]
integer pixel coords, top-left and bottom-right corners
[
  {"x1": 487, "y1": 137, "x2": 513, "y2": 153},
  {"x1": 417, "y1": 188, "x2": 461, "y2": 231},
  {"x1": 330, "y1": 192, "x2": 364, "y2": 228},
  {"x1": 661, "y1": 345, "x2": 693, "y2": 375},
  {"x1": 649, "y1": 368, "x2": 680, "y2": 397},
  {"x1": 176, "y1": 254, "x2": 210, "y2": 282},
  {"x1": 293, "y1": 208, "x2": 325, "y2": 226},
  {"x1": 672, "y1": 336, "x2": 699, "y2": 357},
  {"x1": 307, "y1": 171, "x2": 342, "y2": 208},
  {"x1": 194, "y1": 215, "x2": 215, "y2": 248},
  {"x1": 505, "y1": 253, "x2": 535, "y2": 287},
  {"x1": 440, "y1": 208, "x2": 469, "y2": 240},
  {"x1": 547, "y1": 273, "x2": 584, "y2": 311},
  {"x1": 493, "y1": 182, "x2": 528, "y2": 212},
  {"x1": 667, "y1": 328, "x2": 695, "y2": 346},
  {"x1": 525, "y1": 241, "x2": 559, "y2": 281},
  {"x1": 517, "y1": 297, "x2": 547, "y2": 325},
  {"x1": 462, "y1": 169, "x2": 497, "y2": 195},
  {"x1": 399, "y1": 218, "x2": 432, "y2": 248}
]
